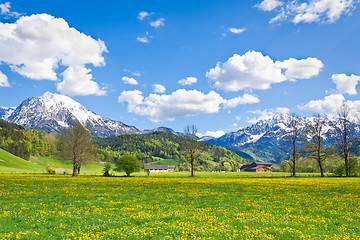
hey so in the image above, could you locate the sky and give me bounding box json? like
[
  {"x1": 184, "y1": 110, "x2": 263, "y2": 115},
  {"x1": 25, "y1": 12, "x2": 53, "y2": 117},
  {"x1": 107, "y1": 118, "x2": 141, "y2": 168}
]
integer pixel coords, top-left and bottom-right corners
[{"x1": 0, "y1": 0, "x2": 360, "y2": 137}]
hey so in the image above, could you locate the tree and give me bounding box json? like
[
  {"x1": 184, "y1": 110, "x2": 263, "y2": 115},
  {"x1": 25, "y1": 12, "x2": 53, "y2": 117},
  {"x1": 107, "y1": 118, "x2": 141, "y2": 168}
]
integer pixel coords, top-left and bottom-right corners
[
  {"x1": 304, "y1": 115, "x2": 330, "y2": 177},
  {"x1": 282, "y1": 114, "x2": 303, "y2": 177},
  {"x1": 184, "y1": 124, "x2": 200, "y2": 177},
  {"x1": 58, "y1": 121, "x2": 95, "y2": 176},
  {"x1": 332, "y1": 104, "x2": 356, "y2": 177},
  {"x1": 114, "y1": 155, "x2": 141, "y2": 177}
]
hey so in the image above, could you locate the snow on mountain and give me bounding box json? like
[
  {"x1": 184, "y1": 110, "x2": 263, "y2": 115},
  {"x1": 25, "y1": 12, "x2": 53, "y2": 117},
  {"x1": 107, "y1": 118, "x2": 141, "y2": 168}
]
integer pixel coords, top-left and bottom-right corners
[
  {"x1": 0, "y1": 106, "x2": 15, "y2": 119},
  {"x1": 1, "y1": 92, "x2": 141, "y2": 137}
]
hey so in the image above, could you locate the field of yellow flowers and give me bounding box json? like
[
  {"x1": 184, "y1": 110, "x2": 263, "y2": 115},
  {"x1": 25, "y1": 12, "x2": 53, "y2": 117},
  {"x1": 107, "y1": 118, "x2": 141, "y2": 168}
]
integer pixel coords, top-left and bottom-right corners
[{"x1": 0, "y1": 173, "x2": 359, "y2": 239}]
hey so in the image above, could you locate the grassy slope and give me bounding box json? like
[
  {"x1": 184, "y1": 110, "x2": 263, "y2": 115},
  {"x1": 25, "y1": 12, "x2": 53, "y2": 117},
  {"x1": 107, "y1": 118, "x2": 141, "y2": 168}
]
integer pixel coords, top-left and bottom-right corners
[{"x1": 0, "y1": 148, "x2": 105, "y2": 173}]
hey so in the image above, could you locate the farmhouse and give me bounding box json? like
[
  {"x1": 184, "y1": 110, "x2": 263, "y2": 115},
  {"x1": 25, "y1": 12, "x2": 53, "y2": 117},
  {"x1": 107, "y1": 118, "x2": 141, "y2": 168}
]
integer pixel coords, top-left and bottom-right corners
[
  {"x1": 144, "y1": 165, "x2": 175, "y2": 172},
  {"x1": 240, "y1": 162, "x2": 272, "y2": 172}
]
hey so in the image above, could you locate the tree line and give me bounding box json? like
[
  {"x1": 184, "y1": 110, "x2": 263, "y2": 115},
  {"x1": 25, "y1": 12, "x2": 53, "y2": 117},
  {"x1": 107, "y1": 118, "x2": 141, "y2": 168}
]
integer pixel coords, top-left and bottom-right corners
[{"x1": 280, "y1": 104, "x2": 359, "y2": 177}]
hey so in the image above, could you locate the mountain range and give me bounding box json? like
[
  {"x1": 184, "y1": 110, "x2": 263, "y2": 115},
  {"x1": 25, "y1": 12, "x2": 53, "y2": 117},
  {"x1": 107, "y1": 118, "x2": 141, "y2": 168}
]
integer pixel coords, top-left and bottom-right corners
[
  {"x1": 0, "y1": 92, "x2": 352, "y2": 162},
  {"x1": 0, "y1": 92, "x2": 174, "y2": 138}
]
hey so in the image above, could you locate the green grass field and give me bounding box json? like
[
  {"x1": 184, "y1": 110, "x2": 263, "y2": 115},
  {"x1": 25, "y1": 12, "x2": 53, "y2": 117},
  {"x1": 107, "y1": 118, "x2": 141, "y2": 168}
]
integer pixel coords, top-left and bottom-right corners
[
  {"x1": 0, "y1": 173, "x2": 359, "y2": 239},
  {"x1": 0, "y1": 148, "x2": 105, "y2": 174}
]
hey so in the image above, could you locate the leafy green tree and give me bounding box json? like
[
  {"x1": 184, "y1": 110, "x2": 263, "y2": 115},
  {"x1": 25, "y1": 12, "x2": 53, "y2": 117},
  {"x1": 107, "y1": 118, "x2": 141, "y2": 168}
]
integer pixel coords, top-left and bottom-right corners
[
  {"x1": 115, "y1": 155, "x2": 141, "y2": 177},
  {"x1": 58, "y1": 121, "x2": 95, "y2": 176},
  {"x1": 103, "y1": 163, "x2": 112, "y2": 177}
]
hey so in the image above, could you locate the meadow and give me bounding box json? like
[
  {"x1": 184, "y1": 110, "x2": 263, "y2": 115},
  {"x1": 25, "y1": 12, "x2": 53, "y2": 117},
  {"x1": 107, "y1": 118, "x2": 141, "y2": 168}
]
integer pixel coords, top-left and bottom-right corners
[{"x1": 0, "y1": 173, "x2": 359, "y2": 239}]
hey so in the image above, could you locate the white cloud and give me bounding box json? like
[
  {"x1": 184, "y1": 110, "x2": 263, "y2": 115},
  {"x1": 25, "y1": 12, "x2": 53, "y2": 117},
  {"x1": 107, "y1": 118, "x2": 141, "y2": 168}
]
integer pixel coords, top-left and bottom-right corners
[
  {"x1": 122, "y1": 76, "x2": 139, "y2": 85},
  {"x1": 137, "y1": 36, "x2": 149, "y2": 43},
  {"x1": 223, "y1": 94, "x2": 260, "y2": 108},
  {"x1": 204, "y1": 130, "x2": 225, "y2": 138},
  {"x1": 0, "y1": 14, "x2": 107, "y2": 96},
  {"x1": 138, "y1": 11, "x2": 150, "y2": 20},
  {"x1": 118, "y1": 89, "x2": 224, "y2": 122},
  {"x1": 262, "y1": 0, "x2": 358, "y2": 24},
  {"x1": 118, "y1": 90, "x2": 144, "y2": 109},
  {"x1": 256, "y1": 0, "x2": 284, "y2": 11},
  {"x1": 178, "y1": 77, "x2": 197, "y2": 86},
  {"x1": 0, "y1": 71, "x2": 10, "y2": 87},
  {"x1": 276, "y1": 107, "x2": 290, "y2": 114},
  {"x1": 247, "y1": 107, "x2": 290, "y2": 123},
  {"x1": 235, "y1": 115, "x2": 242, "y2": 121},
  {"x1": 0, "y1": 2, "x2": 10, "y2": 14},
  {"x1": 0, "y1": 2, "x2": 20, "y2": 17},
  {"x1": 152, "y1": 84, "x2": 166, "y2": 93},
  {"x1": 300, "y1": 94, "x2": 360, "y2": 119},
  {"x1": 150, "y1": 18, "x2": 165, "y2": 28},
  {"x1": 228, "y1": 27, "x2": 247, "y2": 34},
  {"x1": 300, "y1": 94, "x2": 345, "y2": 117},
  {"x1": 57, "y1": 66, "x2": 106, "y2": 97},
  {"x1": 118, "y1": 89, "x2": 258, "y2": 122},
  {"x1": 332, "y1": 73, "x2": 360, "y2": 95},
  {"x1": 207, "y1": 50, "x2": 323, "y2": 92},
  {"x1": 275, "y1": 57, "x2": 324, "y2": 80}
]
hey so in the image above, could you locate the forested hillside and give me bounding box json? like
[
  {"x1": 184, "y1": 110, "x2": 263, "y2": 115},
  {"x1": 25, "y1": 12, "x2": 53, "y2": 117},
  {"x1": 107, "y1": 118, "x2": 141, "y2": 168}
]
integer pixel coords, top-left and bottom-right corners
[
  {"x1": 0, "y1": 119, "x2": 57, "y2": 160},
  {"x1": 96, "y1": 132, "x2": 246, "y2": 167}
]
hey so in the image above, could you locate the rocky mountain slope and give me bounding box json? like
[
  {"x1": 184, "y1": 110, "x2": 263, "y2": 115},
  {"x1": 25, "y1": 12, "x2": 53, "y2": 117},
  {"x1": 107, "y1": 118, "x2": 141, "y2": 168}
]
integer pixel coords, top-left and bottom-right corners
[{"x1": 0, "y1": 92, "x2": 170, "y2": 138}]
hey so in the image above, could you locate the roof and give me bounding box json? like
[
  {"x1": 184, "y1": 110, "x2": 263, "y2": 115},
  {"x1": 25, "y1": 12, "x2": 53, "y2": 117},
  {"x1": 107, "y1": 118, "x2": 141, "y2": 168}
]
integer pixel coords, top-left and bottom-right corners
[{"x1": 144, "y1": 165, "x2": 175, "y2": 170}]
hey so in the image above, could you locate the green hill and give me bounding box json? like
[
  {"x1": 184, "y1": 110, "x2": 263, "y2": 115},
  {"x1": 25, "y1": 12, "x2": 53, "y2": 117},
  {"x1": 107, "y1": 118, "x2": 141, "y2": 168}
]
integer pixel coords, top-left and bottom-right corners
[
  {"x1": 96, "y1": 132, "x2": 246, "y2": 170},
  {"x1": 0, "y1": 148, "x2": 105, "y2": 173}
]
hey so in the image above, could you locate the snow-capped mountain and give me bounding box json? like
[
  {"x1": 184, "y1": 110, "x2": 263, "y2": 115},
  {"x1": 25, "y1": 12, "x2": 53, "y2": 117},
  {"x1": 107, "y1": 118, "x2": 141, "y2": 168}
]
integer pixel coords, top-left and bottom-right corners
[
  {"x1": 0, "y1": 92, "x2": 173, "y2": 137},
  {"x1": 209, "y1": 114, "x2": 307, "y2": 147},
  {"x1": 0, "y1": 106, "x2": 15, "y2": 119},
  {"x1": 206, "y1": 115, "x2": 327, "y2": 162}
]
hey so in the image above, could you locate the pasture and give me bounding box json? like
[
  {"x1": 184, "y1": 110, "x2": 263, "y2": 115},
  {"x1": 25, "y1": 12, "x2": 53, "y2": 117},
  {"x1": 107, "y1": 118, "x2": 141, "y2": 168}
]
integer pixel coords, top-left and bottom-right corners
[{"x1": 0, "y1": 173, "x2": 359, "y2": 239}]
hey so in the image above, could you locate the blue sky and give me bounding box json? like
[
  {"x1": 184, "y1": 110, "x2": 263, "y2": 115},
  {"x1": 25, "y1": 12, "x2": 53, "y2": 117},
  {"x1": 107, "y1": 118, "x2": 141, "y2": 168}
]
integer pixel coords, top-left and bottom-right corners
[{"x1": 0, "y1": 0, "x2": 360, "y2": 137}]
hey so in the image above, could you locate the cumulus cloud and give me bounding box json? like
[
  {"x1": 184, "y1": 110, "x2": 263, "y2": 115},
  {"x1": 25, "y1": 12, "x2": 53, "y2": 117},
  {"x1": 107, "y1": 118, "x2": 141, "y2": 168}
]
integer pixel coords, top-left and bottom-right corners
[
  {"x1": 228, "y1": 27, "x2": 247, "y2": 34},
  {"x1": 300, "y1": 94, "x2": 345, "y2": 118},
  {"x1": 138, "y1": 11, "x2": 151, "y2": 20},
  {"x1": 223, "y1": 94, "x2": 260, "y2": 108},
  {"x1": 57, "y1": 67, "x2": 105, "y2": 97},
  {"x1": 0, "y1": 70, "x2": 10, "y2": 87},
  {"x1": 118, "y1": 89, "x2": 258, "y2": 122},
  {"x1": 207, "y1": 50, "x2": 323, "y2": 92},
  {"x1": 256, "y1": 0, "x2": 284, "y2": 11},
  {"x1": 150, "y1": 18, "x2": 165, "y2": 28},
  {"x1": 205, "y1": 130, "x2": 225, "y2": 138},
  {"x1": 259, "y1": 0, "x2": 358, "y2": 24},
  {"x1": 247, "y1": 107, "x2": 290, "y2": 123},
  {"x1": 300, "y1": 93, "x2": 360, "y2": 119},
  {"x1": 332, "y1": 73, "x2": 360, "y2": 95},
  {"x1": 152, "y1": 84, "x2": 166, "y2": 93},
  {"x1": 122, "y1": 76, "x2": 139, "y2": 85},
  {"x1": 0, "y1": 14, "x2": 107, "y2": 96},
  {"x1": 178, "y1": 77, "x2": 197, "y2": 86}
]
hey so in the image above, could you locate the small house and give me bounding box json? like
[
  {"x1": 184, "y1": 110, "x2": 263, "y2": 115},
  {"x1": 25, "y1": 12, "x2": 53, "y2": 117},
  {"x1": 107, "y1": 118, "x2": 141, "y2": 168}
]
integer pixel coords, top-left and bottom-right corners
[
  {"x1": 144, "y1": 165, "x2": 175, "y2": 172},
  {"x1": 240, "y1": 162, "x2": 272, "y2": 172}
]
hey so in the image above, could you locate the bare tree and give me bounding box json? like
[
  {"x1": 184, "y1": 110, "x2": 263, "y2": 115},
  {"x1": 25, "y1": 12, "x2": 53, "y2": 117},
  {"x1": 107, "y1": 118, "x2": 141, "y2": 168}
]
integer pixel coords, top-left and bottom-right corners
[
  {"x1": 282, "y1": 114, "x2": 303, "y2": 177},
  {"x1": 184, "y1": 124, "x2": 200, "y2": 177},
  {"x1": 58, "y1": 121, "x2": 95, "y2": 176},
  {"x1": 332, "y1": 104, "x2": 356, "y2": 177},
  {"x1": 304, "y1": 115, "x2": 330, "y2": 177}
]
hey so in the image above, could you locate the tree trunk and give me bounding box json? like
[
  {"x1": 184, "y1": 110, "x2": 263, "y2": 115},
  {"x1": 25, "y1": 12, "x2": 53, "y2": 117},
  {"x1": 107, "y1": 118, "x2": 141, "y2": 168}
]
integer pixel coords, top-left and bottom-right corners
[
  {"x1": 345, "y1": 153, "x2": 349, "y2": 177},
  {"x1": 191, "y1": 158, "x2": 194, "y2": 177},
  {"x1": 72, "y1": 163, "x2": 77, "y2": 176},
  {"x1": 319, "y1": 160, "x2": 324, "y2": 177}
]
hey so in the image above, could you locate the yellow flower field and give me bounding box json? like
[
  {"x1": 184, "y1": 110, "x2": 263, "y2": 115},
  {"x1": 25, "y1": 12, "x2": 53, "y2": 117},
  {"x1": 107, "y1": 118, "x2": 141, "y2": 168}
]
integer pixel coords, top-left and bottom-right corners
[{"x1": 0, "y1": 173, "x2": 359, "y2": 239}]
